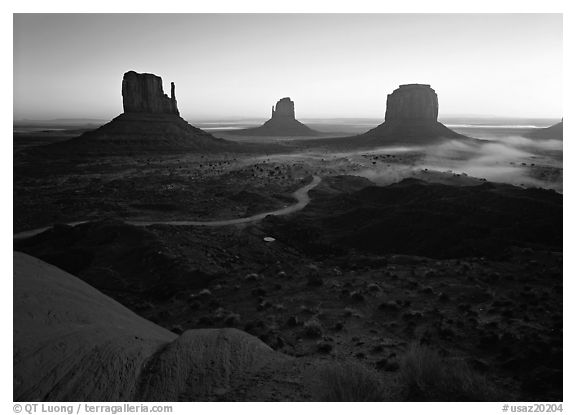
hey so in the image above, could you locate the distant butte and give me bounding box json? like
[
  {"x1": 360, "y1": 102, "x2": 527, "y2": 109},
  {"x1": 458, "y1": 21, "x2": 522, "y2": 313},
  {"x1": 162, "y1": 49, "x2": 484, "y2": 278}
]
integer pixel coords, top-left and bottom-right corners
[
  {"x1": 231, "y1": 97, "x2": 319, "y2": 137},
  {"x1": 359, "y1": 84, "x2": 464, "y2": 142}
]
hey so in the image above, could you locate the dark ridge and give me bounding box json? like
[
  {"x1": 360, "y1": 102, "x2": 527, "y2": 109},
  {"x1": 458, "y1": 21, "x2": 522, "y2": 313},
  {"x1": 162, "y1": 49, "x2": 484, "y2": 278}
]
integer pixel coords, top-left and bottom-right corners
[{"x1": 264, "y1": 176, "x2": 562, "y2": 260}]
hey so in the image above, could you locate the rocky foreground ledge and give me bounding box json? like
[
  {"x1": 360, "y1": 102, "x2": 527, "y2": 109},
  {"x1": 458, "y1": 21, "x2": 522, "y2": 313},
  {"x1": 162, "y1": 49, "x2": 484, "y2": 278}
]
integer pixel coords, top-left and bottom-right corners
[{"x1": 13, "y1": 252, "x2": 302, "y2": 401}]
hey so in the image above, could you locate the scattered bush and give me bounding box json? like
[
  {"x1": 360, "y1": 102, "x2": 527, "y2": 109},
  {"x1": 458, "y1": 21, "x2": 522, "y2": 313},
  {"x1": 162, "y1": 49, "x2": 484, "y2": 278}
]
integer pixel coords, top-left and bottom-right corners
[
  {"x1": 198, "y1": 289, "x2": 212, "y2": 298},
  {"x1": 316, "y1": 341, "x2": 333, "y2": 354},
  {"x1": 314, "y1": 361, "x2": 386, "y2": 401},
  {"x1": 303, "y1": 318, "x2": 323, "y2": 338},
  {"x1": 223, "y1": 313, "x2": 241, "y2": 326},
  {"x1": 170, "y1": 325, "x2": 184, "y2": 335},
  {"x1": 367, "y1": 283, "x2": 381, "y2": 292},
  {"x1": 378, "y1": 301, "x2": 400, "y2": 312},
  {"x1": 307, "y1": 272, "x2": 323, "y2": 287},
  {"x1": 251, "y1": 287, "x2": 267, "y2": 297},
  {"x1": 197, "y1": 316, "x2": 214, "y2": 326},
  {"x1": 244, "y1": 273, "x2": 263, "y2": 282},
  {"x1": 286, "y1": 315, "x2": 300, "y2": 327},
  {"x1": 256, "y1": 300, "x2": 271, "y2": 311},
  {"x1": 438, "y1": 292, "x2": 450, "y2": 303},
  {"x1": 375, "y1": 358, "x2": 399, "y2": 372},
  {"x1": 343, "y1": 307, "x2": 362, "y2": 318},
  {"x1": 350, "y1": 291, "x2": 365, "y2": 302},
  {"x1": 399, "y1": 343, "x2": 498, "y2": 401}
]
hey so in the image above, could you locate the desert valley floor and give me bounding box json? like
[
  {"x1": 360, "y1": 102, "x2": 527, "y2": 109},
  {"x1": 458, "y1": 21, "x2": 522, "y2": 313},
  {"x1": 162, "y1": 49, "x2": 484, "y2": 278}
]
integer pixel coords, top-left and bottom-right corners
[{"x1": 13, "y1": 118, "x2": 563, "y2": 402}]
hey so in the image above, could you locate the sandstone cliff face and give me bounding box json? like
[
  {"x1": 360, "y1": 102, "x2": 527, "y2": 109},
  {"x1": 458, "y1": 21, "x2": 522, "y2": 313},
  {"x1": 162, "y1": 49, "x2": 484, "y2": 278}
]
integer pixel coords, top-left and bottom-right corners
[
  {"x1": 271, "y1": 98, "x2": 296, "y2": 120},
  {"x1": 122, "y1": 71, "x2": 179, "y2": 115},
  {"x1": 384, "y1": 84, "x2": 438, "y2": 122}
]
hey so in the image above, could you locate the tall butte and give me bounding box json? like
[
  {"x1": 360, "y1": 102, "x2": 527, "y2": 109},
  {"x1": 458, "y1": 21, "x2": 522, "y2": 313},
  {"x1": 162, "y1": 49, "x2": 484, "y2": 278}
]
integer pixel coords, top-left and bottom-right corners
[
  {"x1": 63, "y1": 71, "x2": 235, "y2": 153},
  {"x1": 122, "y1": 71, "x2": 180, "y2": 115},
  {"x1": 359, "y1": 84, "x2": 464, "y2": 143},
  {"x1": 232, "y1": 97, "x2": 318, "y2": 136}
]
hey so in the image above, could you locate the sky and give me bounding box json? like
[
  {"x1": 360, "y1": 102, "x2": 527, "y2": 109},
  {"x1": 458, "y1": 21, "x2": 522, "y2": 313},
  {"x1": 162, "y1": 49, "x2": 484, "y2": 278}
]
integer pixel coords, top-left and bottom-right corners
[{"x1": 13, "y1": 13, "x2": 562, "y2": 121}]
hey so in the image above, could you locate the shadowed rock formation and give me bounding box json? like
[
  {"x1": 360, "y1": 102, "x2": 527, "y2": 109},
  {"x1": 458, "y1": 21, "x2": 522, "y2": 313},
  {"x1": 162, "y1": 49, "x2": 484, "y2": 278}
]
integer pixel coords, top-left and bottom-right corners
[
  {"x1": 360, "y1": 84, "x2": 464, "y2": 143},
  {"x1": 13, "y1": 252, "x2": 307, "y2": 401},
  {"x1": 271, "y1": 97, "x2": 296, "y2": 120},
  {"x1": 231, "y1": 97, "x2": 319, "y2": 137},
  {"x1": 526, "y1": 120, "x2": 563, "y2": 140},
  {"x1": 122, "y1": 71, "x2": 179, "y2": 115},
  {"x1": 295, "y1": 84, "x2": 469, "y2": 150},
  {"x1": 41, "y1": 71, "x2": 248, "y2": 154}
]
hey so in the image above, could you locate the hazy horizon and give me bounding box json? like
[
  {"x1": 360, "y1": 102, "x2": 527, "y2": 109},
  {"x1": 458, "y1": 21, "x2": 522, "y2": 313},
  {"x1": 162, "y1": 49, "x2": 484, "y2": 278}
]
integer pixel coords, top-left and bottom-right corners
[{"x1": 14, "y1": 14, "x2": 562, "y2": 120}]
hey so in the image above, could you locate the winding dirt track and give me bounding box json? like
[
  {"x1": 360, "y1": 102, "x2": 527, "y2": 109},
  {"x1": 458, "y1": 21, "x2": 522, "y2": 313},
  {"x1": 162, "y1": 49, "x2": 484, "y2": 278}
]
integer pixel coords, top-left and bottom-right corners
[
  {"x1": 13, "y1": 175, "x2": 322, "y2": 240},
  {"x1": 13, "y1": 177, "x2": 324, "y2": 400}
]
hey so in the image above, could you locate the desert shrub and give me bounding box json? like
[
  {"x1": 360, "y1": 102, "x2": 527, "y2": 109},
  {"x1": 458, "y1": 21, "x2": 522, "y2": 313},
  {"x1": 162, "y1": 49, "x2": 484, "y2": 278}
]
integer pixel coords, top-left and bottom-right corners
[
  {"x1": 367, "y1": 283, "x2": 382, "y2": 292},
  {"x1": 223, "y1": 313, "x2": 241, "y2": 326},
  {"x1": 198, "y1": 289, "x2": 212, "y2": 298},
  {"x1": 307, "y1": 272, "x2": 323, "y2": 287},
  {"x1": 314, "y1": 361, "x2": 386, "y2": 401},
  {"x1": 343, "y1": 307, "x2": 363, "y2": 318},
  {"x1": 170, "y1": 325, "x2": 184, "y2": 335},
  {"x1": 316, "y1": 341, "x2": 333, "y2": 354},
  {"x1": 399, "y1": 343, "x2": 498, "y2": 401},
  {"x1": 303, "y1": 318, "x2": 323, "y2": 338},
  {"x1": 350, "y1": 291, "x2": 365, "y2": 302}
]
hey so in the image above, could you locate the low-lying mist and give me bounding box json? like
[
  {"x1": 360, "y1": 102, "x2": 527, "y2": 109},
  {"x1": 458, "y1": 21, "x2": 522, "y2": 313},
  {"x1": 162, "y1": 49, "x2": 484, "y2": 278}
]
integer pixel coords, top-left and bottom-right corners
[{"x1": 353, "y1": 135, "x2": 562, "y2": 192}]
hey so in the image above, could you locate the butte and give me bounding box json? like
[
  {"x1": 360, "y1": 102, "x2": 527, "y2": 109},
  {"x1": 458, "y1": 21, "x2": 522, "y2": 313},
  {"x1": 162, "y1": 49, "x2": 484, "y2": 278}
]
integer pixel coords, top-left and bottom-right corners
[
  {"x1": 231, "y1": 97, "x2": 319, "y2": 137},
  {"x1": 43, "y1": 71, "x2": 243, "y2": 154}
]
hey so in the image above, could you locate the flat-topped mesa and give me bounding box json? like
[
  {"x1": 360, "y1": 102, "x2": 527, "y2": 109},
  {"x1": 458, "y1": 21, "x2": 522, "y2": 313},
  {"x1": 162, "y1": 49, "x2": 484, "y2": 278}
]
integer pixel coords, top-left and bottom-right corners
[
  {"x1": 384, "y1": 84, "x2": 438, "y2": 122},
  {"x1": 271, "y1": 97, "x2": 296, "y2": 120},
  {"x1": 122, "y1": 71, "x2": 179, "y2": 115}
]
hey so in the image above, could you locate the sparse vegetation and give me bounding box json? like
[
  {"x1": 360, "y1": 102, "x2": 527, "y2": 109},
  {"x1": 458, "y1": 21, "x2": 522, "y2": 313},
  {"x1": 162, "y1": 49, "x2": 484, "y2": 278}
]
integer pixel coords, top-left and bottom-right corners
[
  {"x1": 303, "y1": 317, "x2": 323, "y2": 338},
  {"x1": 223, "y1": 313, "x2": 241, "y2": 326},
  {"x1": 399, "y1": 343, "x2": 498, "y2": 401},
  {"x1": 316, "y1": 341, "x2": 333, "y2": 354},
  {"x1": 314, "y1": 361, "x2": 386, "y2": 401}
]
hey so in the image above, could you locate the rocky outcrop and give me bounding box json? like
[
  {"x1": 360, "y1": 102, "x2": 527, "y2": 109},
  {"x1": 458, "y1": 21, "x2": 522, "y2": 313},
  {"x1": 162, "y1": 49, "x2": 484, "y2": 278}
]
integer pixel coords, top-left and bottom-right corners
[
  {"x1": 122, "y1": 71, "x2": 179, "y2": 115},
  {"x1": 231, "y1": 97, "x2": 318, "y2": 137},
  {"x1": 384, "y1": 84, "x2": 439, "y2": 122},
  {"x1": 359, "y1": 83, "x2": 464, "y2": 144},
  {"x1": 527, "y1": 120, "x2": 563, "y2": 140},
  {"x1": 13, "y1": 252, "x2": 299, "y2": 401}
]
